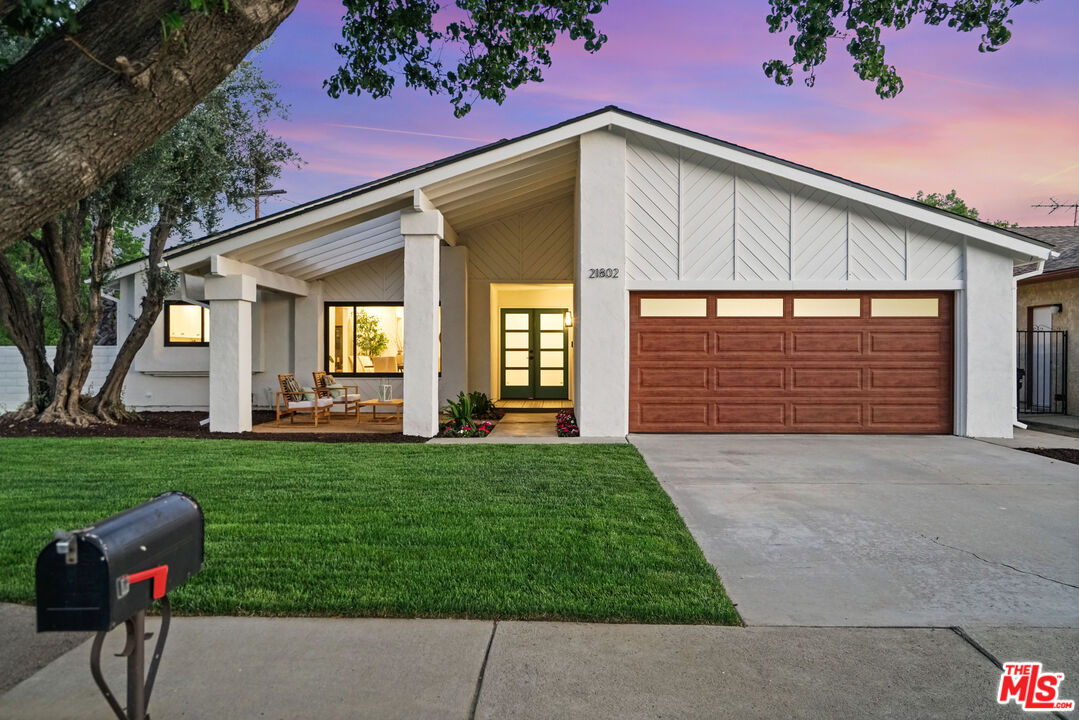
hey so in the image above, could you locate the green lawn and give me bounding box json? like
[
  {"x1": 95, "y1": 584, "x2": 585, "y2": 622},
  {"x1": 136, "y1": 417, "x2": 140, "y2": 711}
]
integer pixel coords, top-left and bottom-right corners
[{"x1": 0, "y1": 439, "x2": 739, "y2": 625}]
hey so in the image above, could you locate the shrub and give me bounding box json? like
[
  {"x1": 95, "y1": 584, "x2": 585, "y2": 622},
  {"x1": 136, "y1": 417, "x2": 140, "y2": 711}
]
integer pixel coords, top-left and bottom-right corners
[
  {"x1": 439, "y1": 392, "x2": 495, "y2": 437},
  {"x1": 468, "y1": 391, "x2": 505, "y2": 420}
]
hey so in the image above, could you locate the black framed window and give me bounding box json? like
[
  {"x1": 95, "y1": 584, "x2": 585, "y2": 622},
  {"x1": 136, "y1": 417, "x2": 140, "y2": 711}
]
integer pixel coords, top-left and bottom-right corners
[
  {"x1": 164, "y1": 301, "x2": 209, "y2": 346},
  {"x1": 324, "y1": 302, "x2": 440, "y2": 376}
]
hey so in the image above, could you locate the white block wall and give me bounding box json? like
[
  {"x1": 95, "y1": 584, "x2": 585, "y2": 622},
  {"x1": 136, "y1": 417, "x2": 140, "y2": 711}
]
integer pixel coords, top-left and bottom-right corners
[{"x1": 0, "y1": 346, "x2": 119, "y2": 412}]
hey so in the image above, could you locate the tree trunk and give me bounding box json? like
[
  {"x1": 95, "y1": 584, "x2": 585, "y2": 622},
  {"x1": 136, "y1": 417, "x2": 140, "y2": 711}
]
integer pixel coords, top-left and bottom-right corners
[
  {"x1": 31, "y1": 205, "x2": 101, "y2": 425},
  {"x1": 0, "y1": 246, "x2": 53, "y2": 416},
  {"x1": 0, "y1": 0, "x2": 297, "y2": 251},
  {"x1": 89, "y1": 207, "x2": 175, "y2": 423}
]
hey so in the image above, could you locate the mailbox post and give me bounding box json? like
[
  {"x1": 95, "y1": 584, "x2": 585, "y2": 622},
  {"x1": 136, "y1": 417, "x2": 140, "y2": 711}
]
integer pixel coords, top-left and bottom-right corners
[{"x1": 36, "y1": 491, "x2": 204, "y2": 720}]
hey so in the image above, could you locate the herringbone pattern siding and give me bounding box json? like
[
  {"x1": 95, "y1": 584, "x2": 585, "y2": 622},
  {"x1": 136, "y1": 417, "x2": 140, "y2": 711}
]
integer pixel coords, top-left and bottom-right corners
[
  {"x1": 626, "y1": 136, "x2": 679, "y2": 280},
  {"x1": 849, "y1": 203, "x2": 905, "y2": 280},
  {"x1": 466, "y1": 197, "x2": 573, "y2": 281},
  {"x1": 321, "y1": 250, "x2": 404, "y2": 301},
  {"x1": 736, "y1": 167, "x2": 790, "y2": 281},
  {"x1": 623, "y1": 133, "x2": 966, "y2": 284},
  {"x1": 793, "y1": 187, "x2": 847, "y2": 281},
  {"x1": 681, "y1": 150, "x2": 735, "y2": 281},
  {"x1": 909, "y1": 223, "x2": 964, "y2": 280}
]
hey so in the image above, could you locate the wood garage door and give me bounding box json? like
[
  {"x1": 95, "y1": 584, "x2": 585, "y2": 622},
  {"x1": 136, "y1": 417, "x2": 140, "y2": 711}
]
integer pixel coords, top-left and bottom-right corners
[{"x1": 629, "y1": 292, "x2": 953, "y2": 434}]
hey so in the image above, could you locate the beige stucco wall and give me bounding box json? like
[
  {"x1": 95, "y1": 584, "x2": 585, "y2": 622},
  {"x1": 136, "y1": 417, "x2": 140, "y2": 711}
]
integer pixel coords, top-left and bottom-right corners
[{"x1": 1017, "y1": 276, "x2": 1079, "y2": 415}]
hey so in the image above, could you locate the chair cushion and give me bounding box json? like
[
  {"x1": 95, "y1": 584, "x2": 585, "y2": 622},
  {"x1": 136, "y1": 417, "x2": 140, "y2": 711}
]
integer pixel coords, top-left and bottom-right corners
[
  {"x1": 331, "y1": 392, "x2": 360, "y2": 404},
  {"x1": 287, "y1": 397, "x2": 334, "y2": 410},
  {"x1": 301, "y1": 386, "x2": 317, "y2": 401},
  {"x1": 326, "y1": 382, "x2": 346, "y2": 398}
]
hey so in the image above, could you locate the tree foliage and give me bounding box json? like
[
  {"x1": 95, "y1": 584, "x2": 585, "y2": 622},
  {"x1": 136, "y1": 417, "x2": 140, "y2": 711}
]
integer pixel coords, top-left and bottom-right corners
[
  {"x1": 763, "y1": 0, "x2": 1036, "y2": 98},
  {"x1": 915, "y1": 189, "x2": 1016, "y2": 228},
  {"x1": 327, "y1": 0, "x2": 608, "y2": 117}
]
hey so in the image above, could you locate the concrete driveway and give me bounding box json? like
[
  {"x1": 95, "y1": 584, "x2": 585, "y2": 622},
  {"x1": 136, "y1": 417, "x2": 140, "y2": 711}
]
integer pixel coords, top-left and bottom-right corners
[{"x1": 631, "y1": 435, "x2": 1079, "y2": 627}]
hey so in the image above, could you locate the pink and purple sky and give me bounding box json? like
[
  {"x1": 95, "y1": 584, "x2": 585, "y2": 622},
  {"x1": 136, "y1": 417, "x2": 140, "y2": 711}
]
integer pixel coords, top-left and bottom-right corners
[{"x1": 249, "y1": 1, "x2": 1079, "y2": 228}]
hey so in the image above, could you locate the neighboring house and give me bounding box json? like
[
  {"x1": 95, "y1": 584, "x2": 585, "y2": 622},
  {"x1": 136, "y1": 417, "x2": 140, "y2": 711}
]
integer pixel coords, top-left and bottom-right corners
[
  {"x1": 1015, "y1": 226, "x2": 1079, "y2": 416},
  {"x1": 103, "y1": 107, "x2": 1049, "y2": 437}
]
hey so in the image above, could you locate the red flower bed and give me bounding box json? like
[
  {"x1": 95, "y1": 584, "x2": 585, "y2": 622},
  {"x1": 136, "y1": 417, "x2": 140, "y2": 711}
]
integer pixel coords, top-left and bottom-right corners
[
  {"x1": 438, "y1": 420, "x2": 495, "y2": 438},
  {"x1": 556, "y1": 409, "x2": 579, "y2": 437}
]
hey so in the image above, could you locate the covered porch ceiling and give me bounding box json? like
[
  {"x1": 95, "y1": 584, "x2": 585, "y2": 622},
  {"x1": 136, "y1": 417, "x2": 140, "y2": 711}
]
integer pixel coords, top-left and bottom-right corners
[
  {"x1": 210, "y1": 140, "x2": 579, "y2": 282},
  {"x1": 421, "y1": 140, "x2": 577, "y2": 233}
]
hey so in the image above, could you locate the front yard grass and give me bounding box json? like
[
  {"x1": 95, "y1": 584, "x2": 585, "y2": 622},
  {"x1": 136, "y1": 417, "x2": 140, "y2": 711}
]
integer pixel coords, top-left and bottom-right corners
[{"x1": 0, "y1": 439, "x2": 739, "y2": 625}]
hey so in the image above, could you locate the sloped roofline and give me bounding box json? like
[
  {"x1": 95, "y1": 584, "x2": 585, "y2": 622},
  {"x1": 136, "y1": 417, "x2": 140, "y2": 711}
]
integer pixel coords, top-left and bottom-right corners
[{"x1": 113, "y1": 105, "x2": 1051, "y2": 277}]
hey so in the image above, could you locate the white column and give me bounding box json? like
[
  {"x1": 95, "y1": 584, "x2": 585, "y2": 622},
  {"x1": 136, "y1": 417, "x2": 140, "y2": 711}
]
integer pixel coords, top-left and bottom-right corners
[
  {"x1": 962, "y1": 242, "x2": 1015, "y2": 438},
  {"x1": 576, "y1": 130, "x2": 628, "y2": 437},
  {"x1": 401, "y1": 209, "x2": 443, "y2": 437},
  {"x1": 205, "y1": 274, "x2": 256, "y2": 433},
  {"x1": 293, "y1": 280, "x2": 323, "y2": 375},
  {"x1": 438, "y1": 245, "x2": 468, "y2": 403}
]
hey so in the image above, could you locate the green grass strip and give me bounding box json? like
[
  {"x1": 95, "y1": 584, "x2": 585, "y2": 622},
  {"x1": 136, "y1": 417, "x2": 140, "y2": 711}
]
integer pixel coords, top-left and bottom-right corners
[{"x1": 0, "y1": 438, "x2": 739, "y2": 625}]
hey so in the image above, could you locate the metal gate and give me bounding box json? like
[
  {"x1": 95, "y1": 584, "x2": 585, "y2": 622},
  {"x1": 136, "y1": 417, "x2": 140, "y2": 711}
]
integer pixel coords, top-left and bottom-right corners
[{"x1": 1017, "y1": 330, "x2": 1068, "y2": 414}]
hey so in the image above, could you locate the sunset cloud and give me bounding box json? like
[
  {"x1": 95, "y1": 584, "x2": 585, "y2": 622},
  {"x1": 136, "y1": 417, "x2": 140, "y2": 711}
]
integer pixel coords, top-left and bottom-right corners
[{"x1": 239, "y1": 0, "x2": 1078, "y2": 229}]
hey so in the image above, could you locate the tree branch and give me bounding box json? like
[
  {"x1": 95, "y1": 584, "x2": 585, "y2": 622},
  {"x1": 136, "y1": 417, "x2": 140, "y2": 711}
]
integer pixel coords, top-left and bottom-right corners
[{"x1": 0, "y1": 0, "x2": 297, "y2": 251}]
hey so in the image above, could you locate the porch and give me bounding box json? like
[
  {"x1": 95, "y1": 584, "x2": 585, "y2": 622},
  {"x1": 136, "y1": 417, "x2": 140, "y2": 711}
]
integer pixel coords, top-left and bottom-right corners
[{"x1": 113, "y1": 131, "x2": 624, "y2": 436}]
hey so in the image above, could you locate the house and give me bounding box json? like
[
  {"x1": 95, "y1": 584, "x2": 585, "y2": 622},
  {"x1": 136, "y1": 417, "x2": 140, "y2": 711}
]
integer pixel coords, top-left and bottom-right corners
[
  {"x1": 1014, "y1": 226, "x2": 1078, "y2": 416},
  {"x1": 109, "y1": 107, "x2": 1052, "y2": 437}
]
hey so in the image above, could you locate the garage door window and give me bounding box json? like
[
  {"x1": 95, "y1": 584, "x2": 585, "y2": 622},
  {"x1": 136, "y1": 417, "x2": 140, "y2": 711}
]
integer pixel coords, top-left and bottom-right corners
[
  {"x1": 716, "y1": 298, "x2": 784, "y2": 317},
  {"x1": 640, "y1": 298, "x2": 707, "y2": 317},
  {"x1": 870, "y1": 298, "x2": 939, "y2": 317},
  {"x1": 793, "y1": 298, "x2": 861, "y2": 317}
]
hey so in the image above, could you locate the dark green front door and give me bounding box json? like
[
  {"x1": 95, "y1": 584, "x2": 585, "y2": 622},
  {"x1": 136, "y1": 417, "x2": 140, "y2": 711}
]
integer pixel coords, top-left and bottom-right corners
[{"x1": 500, "y1": 308, "x2": 569, "y2": 400}]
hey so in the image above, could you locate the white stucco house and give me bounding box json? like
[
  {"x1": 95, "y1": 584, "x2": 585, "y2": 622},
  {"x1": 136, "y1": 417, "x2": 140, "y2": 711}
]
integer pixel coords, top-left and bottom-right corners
[{"x1": 108, "y1": 107, "x2": 1051, "y2": 438}]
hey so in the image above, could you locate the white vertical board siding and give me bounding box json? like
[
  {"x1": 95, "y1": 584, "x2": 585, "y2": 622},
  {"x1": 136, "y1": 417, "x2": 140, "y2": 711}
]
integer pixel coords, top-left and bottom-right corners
[
  {"x1": 625, "y1": 136, "x2": 679, "y2": 280},
  {"x1": 735, "y1": 166, "x2": 791, "y2": 281},
  {"x1": 623, "y1": 133, "x2": 967, "y2": 285},
  {"x1": 320, "y1": 249, "x2": 404, "y2": 301},
  {"x1": 681, "y1": 150, "x2": 735, "y2": 281}
]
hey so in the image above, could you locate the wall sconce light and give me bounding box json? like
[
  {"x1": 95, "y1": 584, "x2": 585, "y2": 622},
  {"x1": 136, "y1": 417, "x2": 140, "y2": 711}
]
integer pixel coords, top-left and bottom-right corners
[{"x1": 564, "y1": 310, "x2": 573, "y2": 328}]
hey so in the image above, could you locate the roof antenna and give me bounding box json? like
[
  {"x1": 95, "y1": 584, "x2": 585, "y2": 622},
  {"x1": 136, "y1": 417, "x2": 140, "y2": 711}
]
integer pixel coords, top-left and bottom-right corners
[{"x1": 1031, "y1": 197, "x2": 1079, "y2": 226}]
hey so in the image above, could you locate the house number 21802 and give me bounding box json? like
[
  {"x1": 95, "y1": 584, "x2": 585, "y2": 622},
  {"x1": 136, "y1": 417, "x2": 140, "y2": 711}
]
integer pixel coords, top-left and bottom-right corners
[{"x1": 588, "y1": 268, "x2": 619, "y2": 279}]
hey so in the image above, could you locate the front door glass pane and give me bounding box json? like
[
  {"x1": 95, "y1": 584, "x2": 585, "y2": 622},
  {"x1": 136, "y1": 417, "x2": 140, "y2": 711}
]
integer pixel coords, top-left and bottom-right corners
[
  {"x1": 505, "y1": 313, "x2": 530, "y2": 331},
  {"x1": 539, "y1": 369, "x2": 564, "y2": 387},
  {"x1": 539, "y1": 332, "x2": 564, "y2": 349},
  {"x1": 505, "y1": 350, "x2": 530, "y2": 367},
  {"x1": 505, "y1": 331, "x2": 529, "y2": 349},
  {"x1": 539, "y1": 313, "x2": 564, "y2": 331},
  {"x1": 505, "y1": 369, "x2": 529, "y2": 386},
  {"x1": 540, "y1": 350, "x2": 564, "y2": 368}
]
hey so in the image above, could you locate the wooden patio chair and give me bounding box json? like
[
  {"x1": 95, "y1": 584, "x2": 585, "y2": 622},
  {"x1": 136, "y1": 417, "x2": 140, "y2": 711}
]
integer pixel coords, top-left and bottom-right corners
[
  {"x1": 312, "y1": 371, "x2": 362, "y2": 419},
  {"x1": 275, "y1": 373, "x2": 333, "y2": 427}
]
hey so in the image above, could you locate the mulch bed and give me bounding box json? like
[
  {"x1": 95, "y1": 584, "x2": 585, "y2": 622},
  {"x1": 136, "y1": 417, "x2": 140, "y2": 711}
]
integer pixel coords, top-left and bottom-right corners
[
  {"x1": 0, "y1": 411, "x2": 426, "y2": 444},
  {"x1": 1019, "y1": 447, "x2": 1079, "y2": 466}
]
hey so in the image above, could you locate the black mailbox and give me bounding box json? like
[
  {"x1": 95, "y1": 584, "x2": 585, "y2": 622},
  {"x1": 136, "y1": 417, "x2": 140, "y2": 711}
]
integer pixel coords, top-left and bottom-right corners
[{"x1": 36, "y1": 491, "x2": 204, "y2": 633}]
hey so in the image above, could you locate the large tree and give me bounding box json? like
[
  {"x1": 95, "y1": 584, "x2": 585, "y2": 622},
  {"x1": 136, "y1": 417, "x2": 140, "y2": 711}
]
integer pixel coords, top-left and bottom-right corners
[
  {"x1": 763, "y1": 0, "x2": 1036, "y2": 98},
  {"x1": 0, "y1": 0, "x2": 609, "y2": 251},
  {"x1": 0, "y1": 55, "x2": 301, "y2": 424}
]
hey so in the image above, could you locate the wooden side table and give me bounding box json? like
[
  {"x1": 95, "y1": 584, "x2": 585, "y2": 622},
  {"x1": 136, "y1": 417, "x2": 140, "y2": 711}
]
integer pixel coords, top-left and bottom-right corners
[{"x1": 357, "y1": 398, "x2": 403, "y2": 423}]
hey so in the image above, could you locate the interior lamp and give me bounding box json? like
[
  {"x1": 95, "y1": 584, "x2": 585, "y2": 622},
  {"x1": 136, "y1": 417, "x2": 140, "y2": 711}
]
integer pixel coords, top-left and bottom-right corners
[{"x1": 564, "y1": 310, "x2": 573, "y2": 328}]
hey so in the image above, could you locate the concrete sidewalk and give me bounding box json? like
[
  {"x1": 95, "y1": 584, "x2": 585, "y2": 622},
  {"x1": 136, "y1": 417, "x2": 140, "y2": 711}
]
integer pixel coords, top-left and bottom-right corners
[{"x1": 3, "y1": 614, "x2": 1076, "y2": 719}]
